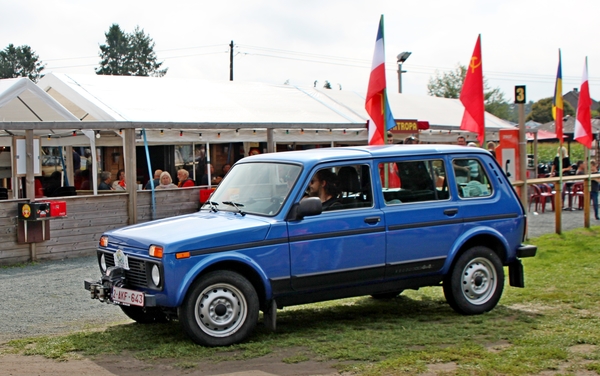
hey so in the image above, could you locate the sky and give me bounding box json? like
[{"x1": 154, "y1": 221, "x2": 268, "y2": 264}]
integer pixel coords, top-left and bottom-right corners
[{"x1": 2, "y1": 0, "x2": 599, "y2": 105}]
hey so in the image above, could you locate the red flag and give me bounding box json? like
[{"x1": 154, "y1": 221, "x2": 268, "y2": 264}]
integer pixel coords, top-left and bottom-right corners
[
  {"x1": 365, "y1": 15, "x2": 395, "y2": 145},
  {"x1": 459, "y1": 35, "x2": 485, "y2": 145},
  {"x1": 552, "y1": 50, "x2": 564, "y2": 143},
  {"x1": 574, "y1": 57, "x2": 593, "y2": 148}
]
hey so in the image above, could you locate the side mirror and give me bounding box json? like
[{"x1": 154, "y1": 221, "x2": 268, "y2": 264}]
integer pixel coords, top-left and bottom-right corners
[{"x1": 287, "y1": 197, "x2": 322, "y2": 220}]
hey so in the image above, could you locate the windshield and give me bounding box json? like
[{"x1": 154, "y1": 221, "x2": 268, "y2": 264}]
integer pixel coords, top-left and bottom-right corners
[{"x1": 204, "y1": 162, "x2": 302, "y2": 216}]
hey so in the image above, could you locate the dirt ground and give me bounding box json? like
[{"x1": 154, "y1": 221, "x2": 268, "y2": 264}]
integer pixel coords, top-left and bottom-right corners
[{"x1": 0, "y1": 347, "x2": 342, "y2": 376}]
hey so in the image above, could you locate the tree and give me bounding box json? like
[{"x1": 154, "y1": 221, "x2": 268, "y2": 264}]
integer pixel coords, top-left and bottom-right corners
[
  {"x1": 526, "y1": 97, "x2": 575, "y2": 123},
  {"x1": 0, "y1": 44, "x2": 45, "y2": 82},
  {"x1": 96, "y1": 24, "x2": 167, "y2": 77},
  {"x1": 427, "y1": 64, "x2": 511, "y2": 120}
]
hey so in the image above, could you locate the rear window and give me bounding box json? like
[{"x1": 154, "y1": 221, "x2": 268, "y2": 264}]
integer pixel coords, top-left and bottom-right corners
[{"x1": 452, "y1": 158, "x2": 493, "y2": 198}]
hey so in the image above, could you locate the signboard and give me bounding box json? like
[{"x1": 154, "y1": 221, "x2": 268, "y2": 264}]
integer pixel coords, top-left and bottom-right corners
[
  {"x1": 515, "y1": 85, "x2": 526, "y2": 104},
  {"x1": 391, "y1": 120, "x2": 430, "y2": 133}
]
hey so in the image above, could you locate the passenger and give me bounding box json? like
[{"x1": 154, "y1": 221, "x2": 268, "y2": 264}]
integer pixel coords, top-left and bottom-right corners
[
  {"x1": 98, "y1": 171, "x2": 113, "y2": 190},
  {"x1": 307, "y1": 169, "x2": 341, "y2": 211},
  {"x1": 177, "y1": 169, "x2": 195, "y2": 188},
  {"x1": 456, "y1": 136, "x2": 467, "y2": 146},
  {"x1": 145, "y1": 169, "x2": 163, "y2": 190},
  {"x1": 155, "y1": 171, "x2": 177, "y2": 189}
]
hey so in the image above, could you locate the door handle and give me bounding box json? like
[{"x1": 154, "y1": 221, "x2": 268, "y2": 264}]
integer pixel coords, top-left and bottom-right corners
[
  {"x1": 444, "y1": 208, "x2": 459, "y2": 216},
  {"x1": 364, "y1": 216, "x2": 381, "y2": 224}
]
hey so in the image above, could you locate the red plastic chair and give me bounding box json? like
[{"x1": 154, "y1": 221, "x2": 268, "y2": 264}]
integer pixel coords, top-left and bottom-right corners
[
  {"x1": 539, "y1": 184, "x2": 555, "y2": 212},
  {"x1": 572, "y1": 182, "x2": 585, "y2": 210},
  {"x1": 529, "y1": 184, "x2": 542, "y2": 212}
]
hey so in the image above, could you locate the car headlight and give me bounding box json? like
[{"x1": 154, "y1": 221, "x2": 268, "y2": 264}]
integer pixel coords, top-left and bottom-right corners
[
  {"x1": 151, "y1": 264, "x2": 161, "y2": 287},
  {"x1": 100, "y1": 253, "x2": 107, "y2": 272}
]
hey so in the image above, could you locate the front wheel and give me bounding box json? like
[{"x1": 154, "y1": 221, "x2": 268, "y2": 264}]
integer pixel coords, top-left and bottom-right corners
[
  {"x1": 443, "y1": 246, "x2": 504, "y2": 315},
  {"x1": 180, "y1": 271, "x2": 259, "y2": 346}
]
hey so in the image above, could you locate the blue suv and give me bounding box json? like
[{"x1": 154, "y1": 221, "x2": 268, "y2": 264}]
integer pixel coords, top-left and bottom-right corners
[{"x1": 85, "y1": 145, "x2": 536, "y2": 346}]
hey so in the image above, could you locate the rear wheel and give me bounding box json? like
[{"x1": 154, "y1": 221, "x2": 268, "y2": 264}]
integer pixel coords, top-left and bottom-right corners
[
  {"x1": 180, "y1": 271, "x2": 259, "y2": 346},
  {"x1": 443, "y1": 246, "x2": 504, "y2": 315},
  {"x1": 119, "y1": 305, "x2": 168, "y2": 324}
]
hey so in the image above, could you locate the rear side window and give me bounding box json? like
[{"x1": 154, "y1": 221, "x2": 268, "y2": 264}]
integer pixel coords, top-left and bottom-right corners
[
  {"x1": 379, "y1": 159, "x2": 449, "y2": 204},
  {"x1": 452, "y1": 158, "x2": 493, "y2": 198}
]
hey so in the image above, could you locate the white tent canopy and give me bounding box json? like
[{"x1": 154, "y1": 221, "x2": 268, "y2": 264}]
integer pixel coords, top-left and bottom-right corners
[{"x1": 34, "y1": 73, "x2": 515, "y2": 145}]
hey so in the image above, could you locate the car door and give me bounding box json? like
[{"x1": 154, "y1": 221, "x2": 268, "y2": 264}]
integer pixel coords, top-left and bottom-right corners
[
  {"x1": 379, "y1": 156, "x2": 462, "y2": 279},
  {"x1": 287, "y1": 163, "x2": 386, "y2": 292}
]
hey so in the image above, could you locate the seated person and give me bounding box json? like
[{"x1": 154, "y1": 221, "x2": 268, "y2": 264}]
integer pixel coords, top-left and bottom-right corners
[
  {"x1": 98, "y1": 171, "x2": 113, "y2": 190},
  {"x1": 155, "y1": 171, "x2": 178, "y2": 189},
  {"x1": 307, "y1": 169, "x2": 341, "y2": 211},
  {"x1": 177, "y1": 169, "x2": 195, "y2": 187}
]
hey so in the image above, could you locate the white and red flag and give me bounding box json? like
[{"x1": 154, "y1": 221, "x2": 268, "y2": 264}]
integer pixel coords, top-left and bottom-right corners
[
  {"x1": 574, "y1": 57, "x2": 593, "y2": 148},
  {"x1": 365, "y1": 15, "x2": 396, "y2": 145}
]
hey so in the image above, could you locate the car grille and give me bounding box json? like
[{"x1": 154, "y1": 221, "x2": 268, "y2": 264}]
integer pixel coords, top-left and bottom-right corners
[{"x1": 105, "y1": 253, "x2": 149, "y2": 288}]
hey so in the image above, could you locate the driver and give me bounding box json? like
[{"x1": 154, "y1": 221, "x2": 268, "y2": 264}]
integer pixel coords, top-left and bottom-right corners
[{"x1": 307, "y1": 169, "x2": 342, "y2": 211}]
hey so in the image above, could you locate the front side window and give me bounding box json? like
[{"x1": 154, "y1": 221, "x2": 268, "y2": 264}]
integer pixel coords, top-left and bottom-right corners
[
  {"x1": 303, "y1": 164, "x2": 373, "y2": 211},
  {"x1": 380, "y1": 159, "x2": 449, "y2": 204},
  {"x1": 452, "y1": 158, "x2": 492, "y2": 198},
  {"x1": 206, "y1": 162, "x2": 301, "y2": 216}
]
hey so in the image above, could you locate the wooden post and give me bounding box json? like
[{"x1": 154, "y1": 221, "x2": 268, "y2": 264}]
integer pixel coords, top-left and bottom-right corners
[
  {"x1": 267, "y1": 128, "x2": 275, "y2": 153},
  {"x1": 124, "y1": 128, "x2": 137, "y2": 225},
  {"x1": 518, "y1": 103, "x2": 528, "y2": 213}
]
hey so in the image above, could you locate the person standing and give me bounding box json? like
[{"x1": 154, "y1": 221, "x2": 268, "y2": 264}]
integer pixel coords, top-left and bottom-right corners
[
  {"x1": 551, "y1": 146, "x2": 571, "y2": 177},
  {"x1": 590, "y1": 160, "x2": 599, "y2": 220}
]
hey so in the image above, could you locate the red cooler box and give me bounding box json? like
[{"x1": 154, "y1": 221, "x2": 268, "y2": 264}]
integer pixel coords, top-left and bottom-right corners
[{"x1": 48, "y1": 201, "x2": 67, "y2": 217}]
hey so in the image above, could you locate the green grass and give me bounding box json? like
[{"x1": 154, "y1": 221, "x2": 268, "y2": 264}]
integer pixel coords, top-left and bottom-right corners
[
  {"x1": 2, "y1": 228, "x2": 600, "y2": 375},
  {"x1": 535, "y1": 142, "x2": 586, "y2": 164}
]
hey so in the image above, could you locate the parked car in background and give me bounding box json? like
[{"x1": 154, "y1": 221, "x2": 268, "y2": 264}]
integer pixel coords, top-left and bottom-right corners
[{"x1": 85, "y1": 145, "x2": 536, "y2": 346}]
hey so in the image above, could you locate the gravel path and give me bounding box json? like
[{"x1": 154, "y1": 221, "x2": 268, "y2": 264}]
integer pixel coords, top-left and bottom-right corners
[
  {"x1": 0, "y1": 207, "x2": 594, "y2": 343},
  {"x1": 0, "y1": 255, "x2": 125, "y2": 343}
]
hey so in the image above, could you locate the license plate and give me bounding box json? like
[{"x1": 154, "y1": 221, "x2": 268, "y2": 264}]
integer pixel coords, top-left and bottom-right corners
[
  {"x1": 114, "y1": 249, "x2": 130, "y2": 270},
  {"x1": 112, "y1": 286, "x2": 144, "y2": 307}
]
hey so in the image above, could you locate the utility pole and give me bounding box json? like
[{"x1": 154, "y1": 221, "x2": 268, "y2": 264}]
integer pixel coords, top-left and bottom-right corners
[{"x1": 229, "y1": 40, "x2": 234, "y2": 81}]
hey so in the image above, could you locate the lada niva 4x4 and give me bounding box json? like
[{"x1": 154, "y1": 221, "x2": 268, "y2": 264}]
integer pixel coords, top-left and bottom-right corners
[{"x1": 85, "y1": 145, "x2": 536, "y2": 346}]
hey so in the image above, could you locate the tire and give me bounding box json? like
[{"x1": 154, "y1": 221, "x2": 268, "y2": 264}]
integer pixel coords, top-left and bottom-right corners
[
  {"x1": 180, "y1": 271, "x2": 259, "y2": 346},
  {"x1": 443, "y1": 246, "x2": 504, "y2": 315},
  {"x1": 371, "y1": 290, "x2": 404, "y2": 300},
  {"x1": 119, "y1": 305, "x2": 169, "y2": 324}
]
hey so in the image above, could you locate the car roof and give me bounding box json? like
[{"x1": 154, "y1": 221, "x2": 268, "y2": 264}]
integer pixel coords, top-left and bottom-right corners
[{"x1": 237, "y1": 145, "x2": 490, "y2": 165}]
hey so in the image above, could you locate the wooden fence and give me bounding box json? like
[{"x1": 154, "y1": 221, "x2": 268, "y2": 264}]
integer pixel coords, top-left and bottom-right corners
[{"x1": 0, "y1": 187, "x2": 202, "y2": 266}]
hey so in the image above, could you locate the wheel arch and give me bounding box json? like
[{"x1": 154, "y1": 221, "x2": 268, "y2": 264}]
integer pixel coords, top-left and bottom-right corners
[
  {"x1": 445, "y1": 229, "x2": 509, "y2": 274},
  {"x1": 176, "y1": 255, "x2": 271, "y2": 311}
]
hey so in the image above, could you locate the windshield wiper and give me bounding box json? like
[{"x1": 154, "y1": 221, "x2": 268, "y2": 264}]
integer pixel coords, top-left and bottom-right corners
[
  {"x1": 202, "y1": 201, "x2": 219, "y2": 212},
  {"x1": 222, "y1": 201, "x2": 246, "y2": 216}
]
